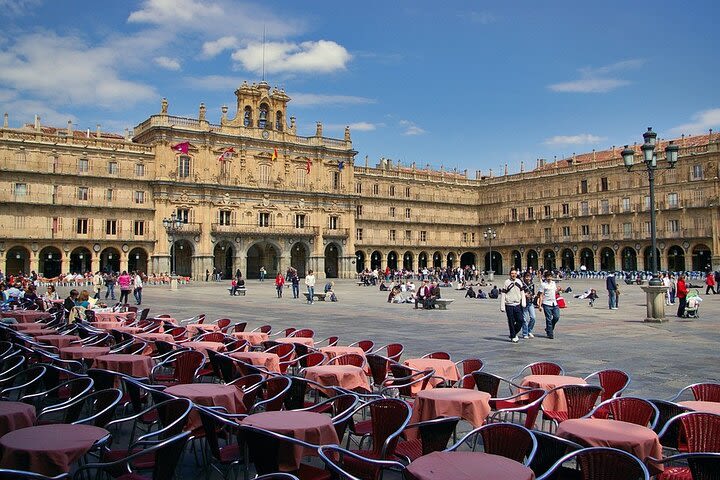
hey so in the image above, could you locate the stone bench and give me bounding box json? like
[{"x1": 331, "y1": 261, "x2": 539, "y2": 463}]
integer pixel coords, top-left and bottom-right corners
[
  {"x1": 435, "y1": 298, "x2": 454, "y2": 310},
  {"x1": 227, "y1": 288, "x2": 247, "y2": 296},
  {"x1": 303, "y1": 292, "x2": 327, "y2": 302}
]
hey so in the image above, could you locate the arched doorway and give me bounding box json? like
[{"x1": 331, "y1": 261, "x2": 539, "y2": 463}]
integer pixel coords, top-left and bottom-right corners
[
  {"x1": 38, "y1": 246, "x2": 62, "y2": 278},
  {"x1": 370, "y1": 251, "x2": 382, "y2": 270},
  {"x1": 292, "y1": 243, "x2": 309, "y2": 277},
  {"x1": 324, "y1": 243, "x2": 340, "y2": 278},
  {"x1": 247, "y1": 242, "x2": 278, "y2": 279},
  {"x1": 667, "y1": 245, "x2": 685, "y2": 272},
  {"x1": 511, "y1": 250, "x2": 522, "y2": 270},
  {"x1": 355, "y1": 250, "x2": 365, "y2": 273},
  {"x1": 171, "y1": 240, "x2": 193, "y2": 276},
  {"x1": 447, "y1": 252, "x2": 456, "y2": 268},
  {"x1": 100, "y1": 247, "x2": 121, "y2": 273},
  {"x1": 213, "y1": 242, "x2": 233, "y2": 279},
  {"x1": 526, "y1": 250, "x2": 538, "y2": 271},
  {"x1": 643, "y1": 247, "x2": 661, "y2": 271},
  {"x1": 5, "y1": 246, "x2": 30, "y2": 275},
  {"x1": 70, "y1": 247, "x2": 91, "y2": 274},
  {"x1": 460, "y1": 252, "x2": 476, "y2": 268},
  {"x1": 600, "y1": 247, "x2": 615, "y2": 271},
  {"x1": 128, "y1": 248, "x2": 148, "y2": 274},
  {"x1": 418, "y1": 252, "x2": 428, "y2": 268},
  {"x1": 692, "y1": 244, "x2": 712, "y2": 271},
  {"x1": 561, "y1": 249, "x2": 575, "y2": 271},
  {"x1": 387, "y1": 251, "x2": 398, "y2": 270},
  {"x1": 403, "y1": 251, "x2": 414, "y2": 271},
  {"x1": 579, "y1": 248, "x2": 594, "y2": 271},
  {"x1": 484, "y1": 251, "x2": 503, "y2": 274},
  {"x1": 621, "y1": 247, "x2": 637, "y2": 271},
  {"x1": 432, "y1": 251, "x2": 442, "y2": 268},
  {"x1": 543, "y1": 250, "x2": 556, "y2": 271}
]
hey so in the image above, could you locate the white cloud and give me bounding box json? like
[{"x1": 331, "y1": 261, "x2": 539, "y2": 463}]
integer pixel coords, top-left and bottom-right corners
[
  {"x1": 185, "y1": 75, "x2": 244, "y2": 91},
  {"x1": 290, "y1": 93, "x2": 375, "y2": 107},
  {"x1": 0, "y1": 32, "x2": 157, "y2": 109},
  {"x1": 325, "y1": 122, "x2": 380, "y2": 132},
  {"x1": 543, "y1": 134, "x2": 606, "y2": 146},
  {"x1": 154, "y1": 56, "x2": 181, "y2": 70},
  {"x1": 0, "y1": 0, "x2": 41, "y2": 16},
  {"x1": 670, "y1": 108, "x2": 720, "y2": 135},
  {"x1": 201, "y1": 36, "x2": 239, "y2": 58},
  {"x1": 0, "y1": 96, "x2": 77, "y2": 127},
  {"x1": 232, "y1": 40, "x2": 351, "y2": 74},
  {"x1": 399, "y1": 119, "x2": 426, "y2": 136},
  {"x1": 549, "y1": 59, "x2": 643, "y2": 93}
]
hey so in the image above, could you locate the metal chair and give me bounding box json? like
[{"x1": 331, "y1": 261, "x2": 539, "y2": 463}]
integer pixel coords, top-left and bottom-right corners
[
  {"x1": 446, "y1": 423, "x2": 537, "y2": 466},
  {"x1": 536, "y1": 447, "x2": 650, "y2": 480}
]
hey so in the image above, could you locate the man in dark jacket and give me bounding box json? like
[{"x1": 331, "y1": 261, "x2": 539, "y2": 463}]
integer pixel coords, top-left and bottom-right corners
[
  {"x1": 64, "y1": 289, "x2": 79, "y2": 319},
  {"x1": 606, "y1": 273, "x2": 618, "y2": 309}
]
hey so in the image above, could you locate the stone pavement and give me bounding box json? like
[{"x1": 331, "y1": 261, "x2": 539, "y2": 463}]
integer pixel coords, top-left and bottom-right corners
[{"x1": 82, "y1": 277, "x2": 718, "y2": 399}]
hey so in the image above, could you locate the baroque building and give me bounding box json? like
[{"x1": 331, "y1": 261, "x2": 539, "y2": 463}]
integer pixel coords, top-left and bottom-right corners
[{"x1": 1, "y1": 82, "x2": 719, "y2": 279}]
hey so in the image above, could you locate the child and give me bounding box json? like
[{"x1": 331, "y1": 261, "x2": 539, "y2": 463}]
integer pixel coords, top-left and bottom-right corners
[{"x1": 230, "y1": 279, "x2": 237, "y2": 296}]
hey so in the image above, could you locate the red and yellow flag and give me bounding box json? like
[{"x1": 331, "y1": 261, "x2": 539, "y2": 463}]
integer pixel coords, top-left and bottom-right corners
[{"x1": 271, "y1": 148, "x2": 278, "y2": 161}]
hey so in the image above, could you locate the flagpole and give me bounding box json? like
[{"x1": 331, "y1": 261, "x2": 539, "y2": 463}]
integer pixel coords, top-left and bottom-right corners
[{"x1": 262, "y1": 25, "x2": 266, "y2": 82}]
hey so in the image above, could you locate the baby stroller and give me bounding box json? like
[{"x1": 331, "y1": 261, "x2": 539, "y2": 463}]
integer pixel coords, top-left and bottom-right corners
[{"x1": 684, "y1": 290, "x2": 702, "y2": 318}]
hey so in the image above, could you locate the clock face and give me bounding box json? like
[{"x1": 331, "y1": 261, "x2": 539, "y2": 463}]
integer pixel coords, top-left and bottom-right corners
[{"x1": 261, "y1": 130, "x2": 269, "y2": 139}]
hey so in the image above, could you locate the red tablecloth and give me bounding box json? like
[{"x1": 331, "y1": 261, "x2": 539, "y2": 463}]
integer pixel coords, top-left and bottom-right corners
[
  {"x1": 2, "y1": 310, "x2": 51, "y2": 323},
  {"x1": 276, "y1": 337, "x2": 315, "y2": 346},
  {"x1": 23, "y1": 328, "x2": 57, "y2": 337},
  {"x1": 303, "y1": 365, "x2": 370, "y2": 392},
  {"x1": 110, "y1": 326, "x2": 143, "y2": 334},
  {"x1": 92, "y1": 321, "x2": 125, "y2": 330},
  {"x1": 186, "y1": 323, "x2": 219, "y2": 336},
  {"x1": 405, "y1": 451, "x2": 535, "y2": 480},
  {"x1": 521, "y1": 375, "x2": 586, "y2": 412},
  {"x1": 678, "y1": 401, "x2": 720, "y2": 415},
  {"x1": 36, "y1": 334, "x2": 80, "y2": 349},
  {"x1": 408, "y1": 389, "x2": 491, "y2": 439},
  {"x1": 165, "y1": 384, "x2": 245, "y2": 431},
  {"x1": 404, "y1": 358, "x2": 460, "y2": 394},
  {"x1": 230, "y1": 351, "x2": 281, "y2": 372},
  {"x1": 8, "y1": 322, "x2": 48, "y2": 331},
  {"x1": 0, "y1": 424, "x2": 109, "y2": 476},
  {"x1": 59, "y1": 346, "x2": 111, "y2": 361},
  {"x1": 180, "y1": 341, "x2": 226, "y2": 357},
  {"x1": 136, "y1": 332, "x2": 175, "y2": 343},
  {"x1": 232, "y1": 331, "x2": 269, "y2": 345},
  {"x1": 93, "y1": 354, "x2": 153, "y2": 378},
  {"x1": 320, "y1": 346, "x2": 366, "y2": 361},
  {"x1": 241, "y1": 411, "x2": 339, "y2": 471},
  {"x1": 0, "y1": 401, "x2": 36, "y2": 437},
  {"x1": 93, "y1": 311, "x2": 134, "y2": 322}
]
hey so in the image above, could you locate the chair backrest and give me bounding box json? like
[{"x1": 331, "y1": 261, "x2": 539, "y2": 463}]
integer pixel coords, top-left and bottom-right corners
[
  {"x1": 386, "y1": 364, "x2": 433, "y2": 398},
  {"x1": 248, "y1": 376, "x2": 292, "y2": 413},
  {"x1": 537, "y1": 447, "x2": 650, "y2": 480},
  {"x1": 257, "y1": 325, "x2": 272, "y2": 334},
  {"x1": 596, "y1": 397, "x2": 659, "y2": 428},
  {"x1": 675, "y1": 412, "x2": 720, "y2": 453},
  {"x1": 291, "y1": 328, "x2": 314, "y2": 338},
  {"x1": 233, "y1": 322, "x2": 247, "y2": 333},
  {"x1": 648, "y1": 399, "x2": 691, "y2": 444},
  {"x1": 197, "y1": 332, "x2": 225, "y2": 343},
  {"x1": 138, "y1": 308, "x2": 150, "y2": 321},
  {"x1": 265, "y1": 343, "x2": 294, "y2": 361},
  {"x1": 173, "y1": 350, "x2": 205, "y2": 384},
  {"x1": 528, "y1": 361, "x2": 564, "y2": 376},
  {"x1": 351, "y1": 340, "x2": 374, "y2": 353},
  {"x1": 471, "y1": 371, "x2": 502, "y2": 397},
  {"x1": 453, "y1": 423, "x2": 537, "y2": 465},
  {"x1": 458, "y1": 358, "x2": 484, "y2": 376},
  {"x1": 422, "y1": 351, "x2": 451, "y2": 360},
  {"x1": 585, "y1": 369, "x2": 630, "y2": 402},
  {"x1": 411, "y1": 416, "x2": 461, "y2": 456},
  {"x1": 168, "y1": 327, "x2": 187, "y2": 340},
  {"x1": 366, "y1": 354, "x2": 390, "y2": 386},
  {"x1": 554, "y1": 385, "x2": 602, "y2": 418},
  {"x1": 329, "y1": 353, "x2": 365, "y2": 368},
  {"x1": 215, "y1": 318, "x2": 231, "y2": 329},
  {"x1": 385, "y1": 343, "x2": 404, "y2": 362},
  {"x1": 648, "y1": 452, "x2": 720, "y2": 480},
  {"x1": 210, "y1": 352, "x2": 238, "y2": 383},
  {"x1": 87, "y1": 368, "x2": 123, "y2": 391},
  {"x1": 691, "y1": 383, "x2": 720, "y2": 402},
  {"x1": 0, "y1": 365, "x2": 46, "y2": 400},
  {"x1": 318, "y1": 445, "x2": 406, "y2": 480},
  {"x1": 529, "y1": 430, "x2": 583, "y2": 478},
  {"x1": 368, "y1": 398, "x2": 411, "y2": 457},
  {"x1": 66, "y1": 388, "x2": 123, "y2": 426}
]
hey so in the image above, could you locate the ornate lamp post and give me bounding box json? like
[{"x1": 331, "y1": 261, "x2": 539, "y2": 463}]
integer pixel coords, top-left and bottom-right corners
[
  {"x1": 483, "y1": 227, "x2": 497, "y2": 281},
  {"x1": 162, "y1": 213, "x2": 183, "y2": 290}
]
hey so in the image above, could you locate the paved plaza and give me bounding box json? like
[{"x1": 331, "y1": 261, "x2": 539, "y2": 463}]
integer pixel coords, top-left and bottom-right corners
[{"x1": 77, "y1": 276, "x2": 718, "y2": 399}]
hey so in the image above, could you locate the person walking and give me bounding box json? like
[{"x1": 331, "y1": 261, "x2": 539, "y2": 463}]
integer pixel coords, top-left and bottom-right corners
[
  {"x1": 117, "y1": 271, "x2": 132, "y2": 304},
  {"x1": 275, "y1": 272, "x2": 285, "y2": 298},
  {"x1": 500, "y1": 268, "x2": 526, "y2": 343},
  {"x1": 538, "y1": 271, "x2": 560, "y2": 339},
  {"x1": 259, "y1": 266, "x2": 266, "y2": 282},
  {"x1": 676, "y1": 273, "x2": 689, "y2": 317},
  {"x1": 291, "y1": 273, "x2": 300, "y2": 299},
  {"x1": 304, "y1": 269, "x2": 316, "y2": 304},
  {"x1": 606, "y1": 272, "x2": 618, "y2": 310},
  {"x1": 92, "y1": 271, "x2": 104, "y2": 300},
  {"x1": 133, "y1": 272, "x2": 143, "y2": 305},
  {"x1": 705, "y1": 271, "x2": 716, "y2": 295},
  {"x1": 104, "y1": 272, "x2": 116, "y2": 300},
  {"x1": 521, "y1": 270, "x2": 536, "y2": 339}
]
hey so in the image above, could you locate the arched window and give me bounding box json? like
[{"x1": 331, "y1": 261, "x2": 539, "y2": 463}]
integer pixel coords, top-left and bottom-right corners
[
  {"x1": 275, "y1": 111, "x2": 283, "y2": 131},
  {"x1": 178, "y1": 155, "x2": 191, "y2": 178},
  {"x1": 258, "y1": 103, "x2": 269, "y2": 129},
  {"x1": 243, "y1": 106, "x2": 253, "y2": 127}
]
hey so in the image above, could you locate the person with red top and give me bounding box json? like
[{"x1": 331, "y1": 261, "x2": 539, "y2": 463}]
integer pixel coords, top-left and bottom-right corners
[
  {"x1": 274, "y1": 272, "x2": 285, "y2": 298},
  {"x1": 676, "y1": 273, "x2": 689, "y2": 317},
  {"x1": 705, "y1": 271, "x2": 716, "y2": 295}
]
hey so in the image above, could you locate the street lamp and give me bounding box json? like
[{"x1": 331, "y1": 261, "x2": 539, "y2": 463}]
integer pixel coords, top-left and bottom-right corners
[
  {"x1": 162, "y1": 213, "x2": 183, "y2": 275},
  {"x1": 483, "y1": 227, "x2": 497, "y2": 280},
  {"x1": 621, "y1": 127, "x2": 679, "y2": 286}
]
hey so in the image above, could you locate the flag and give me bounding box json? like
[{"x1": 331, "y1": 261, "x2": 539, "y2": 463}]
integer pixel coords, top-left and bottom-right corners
[
  {"x1": 338, "y1": 160, "x2": 345, "y2": 171},
  {"x1": 305, "y1": 158, "x2": 311, "y2": 174},
  {"x1": 171, "y1": 142, "x2": 190, "y2": 154},
  {"x1": 217, "y1": 147, "x2": 235, "y2": 162},
  {"x1": 272, "y1": 148, "x2": 278, "y2": 161}
]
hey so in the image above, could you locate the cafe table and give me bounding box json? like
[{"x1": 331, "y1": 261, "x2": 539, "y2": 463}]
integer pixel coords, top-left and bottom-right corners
[
  {"x1": 1, "y1": 310, "x2": 51, "y2": 323},
  {"x1": 229, "y1": 351, "x2": 281, "y2": 373},
  {"x1": 0, "y1": 401, "x2": 36, "y2": 436},
  {"x1": 521, "y1": 374, "x2": 587, "y2": 412},
  {"x1": 186, "y1": 323, "x2": 219, "y2": 336},
  {"x1": 93, "y1": 311, "x2": 134, "y2": 322},
  {"x1": 241, "y1": 411, "x2": 339, "y2": 471},
  {"x1": 59, "y1": 346, "x2": 111, "y2": 362},
  {"x1": 165, "y1": 383, "x2": 245, "y2": 431},
  {"x1": 405, "y1": 451, "x2": 535, "y2": 480},
  {"x1": 0, "y1": 424, "x2": 110, "y2": 476},
  {"x1": 276, "y1": 337, "x2": 315, "y2": 346},
  {"x1": 8, "y1": 322, "x2": 48, "y2": 331},
  {"x1": 678, "y1": 400, "x2": 720, "y2": 415},
  {"x1": 36, "y1": 334, "x2": 81, "y2": 349},
  {"x1": 403, "y1": 358, "x2": 460, "y2": 393},
  {"x1": 93, "y1": 354, "x2": 154, "y2": 378},
  {"x1": 408, "y1": 388, "x2": 491, "y2": 438},
  {"x1": 303, "y1": 365, "x2": 370, "y2": 392},
  {"x1": 232, "y1": 331, "x2": 270, "y2": 345},
  {"x1": 180, "y1": 341, "x2": 226, "y2": 357}
]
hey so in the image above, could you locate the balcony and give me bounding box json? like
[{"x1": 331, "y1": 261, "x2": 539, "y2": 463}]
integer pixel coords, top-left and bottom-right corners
[
  {"x1": 211, "y1": 223, "x2": 318, "y2": 237},
  {"x1": 323, "y1": 228, "x2": 350, "y2": 239}
]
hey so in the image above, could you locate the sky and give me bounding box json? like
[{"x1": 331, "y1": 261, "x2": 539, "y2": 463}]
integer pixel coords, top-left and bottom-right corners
[{"x1": 1, "y1": 0, "x2": 719, "y2": 173}]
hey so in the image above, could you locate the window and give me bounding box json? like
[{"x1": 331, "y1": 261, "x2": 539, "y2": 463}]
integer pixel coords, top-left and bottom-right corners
[
  {"x1": 52, "y1": 185, "x2": 58, "y2": 203},
  {"x1": 544, "y1": 205, "x2": 551, "y2": 218},
  {"x1": 692, "y1": 164, "x2": 704, "y2": 180},
  {"x1": 356, "y1": 228, "x2": 363, "y2": 241},
  {"x1": 78, "y1": 157, "x2": 89, "y2": 173},
  {"x1": 259, "y1": 164, "x2": 270, "y2": 185},
  {"x1": 389, "y1": 229, "x2": 396, "y2": 241},
  {"x1": 106, "y1": 189, "x2": 114, "y2": 202},
  {"x1": 332, "y1": 171, "x2": 340, "y2": 190},
  {"x1": 600, "y1": 199, "x2": 609, "y2": 214},
  {"x1": 135, "y1": 163, "x2": 145, "y2": 177},
  {"x1": 51, "y1": 217, "x2": 59, "y2": 234},
  {"x1": 51, "y1": 155, "x2": 58, "y2": 173},
  {"x1": 356, "y1": 205, "x2": 363, "y2": 217},
  {"x1": 176, "y1": 208, "x2": 189, "y2": 223},
  {"x1": 328, "y1": 216, "x2": 338, "y2": 230},
  {"x1": 108, "y1": 161, "x2": 118, "y2": 175},
  {"x1": 544, "y1": 227, "x2": 552, "y2": 239},
  {"x1": 601, "y1": 177, "x2": 608, "y2": 191},
  {"x1": 562, "y1": 226, "x2": 570, "y2": 237},
  {"x1": 623, "y1": 222, "x2": 632, "y2": 237},
  {"x1": 419, "y1": 231, "x2": 427, "y2": 242},
  {"x1": 389, "y1": 207, "x2": 396, "y2": 218},
  {"x1": 404, "y1": 230, "x2": 411, "y2": 240},
  {"x1": 355, "y1": 182, "x2": 362, "y2": 194},
  {"x1": 471, "y1": 232, "x2": 476, "y2": 242},
  {"x1": 78, "y1": 187, "x2": 89, "y2": 201},
  {"x1": 601, "y1": 224, "x2": 610, "y2": 235},
  {"x1": 15, "y1": 149, "x2": 27, "y2": 163},
  {"x1": 76, "y1": 218, "x2": 88, "y2": 234},
  {"x1": 581, "y1": 225, "x2": 590, "y2": 235},
  {"x1": 580, "y1": 201, "x2": 589, "y2": 216},
  {"x1": 258, "y1": 212, "x2": 270, "y2": 227},
  {"x1": 295, "y1": 167, "x2": 306, "y2": 188},
  {"x1": 178, "y1": 156, "x2": 191, "y2": 178},
  {"x1": 389, "y1": 185, "x2": 395, "y2": 196},
  {"x1": 134, "y1": 220, "x2": 145, "y2": 236},
  {"x1": 295, "y1": 214, "x2": 306, "y2": 228},
  {"x1": 462, "y1": 232, "x2": 468, "y2": 242},
  {"x1": 405, "y1": 208, "x2": 411, "y2": 219},
  {"x1": 13, "y1": 183, "x2": 27, "y2": 197},
  {"x1": 134, "y1": 191, "x2": 145, "y2": 204},
  {"x1": 668, "y1": 219, "x2": 680, "y2": 232},
  {"x1": 106, "y1": 219, "x2": 117, "y2": 235},
  {"x1": 644, "y1": 196, "x2": 651, "y2": 211},
  {"x1": 580, "y1": 179, "x2": 588, "y2": 194},
  {"x1": 562, "y1": 203, "x2": 570, "y2": 215},
  {"x1": 667, "y1": 192, "x2": 679, "y2": 208},
  {"x1": 527, "y1": 207, "x2": 534, "y2": 219},
  {"x1": 622, "y1": 197, "x2": 630, "y2": 212},
  {"x1": 510, "y1": 208, "x2": 518, "y2": 221},
  {"x1": 405, "y1": 187, "x2": 411, "y2": 198},
  {"x1": 219, "y1": 210, "x2": 232, "y2": 225},
  {"x1": 372, "y1": 184, "x2": 379, "y2": 195}
]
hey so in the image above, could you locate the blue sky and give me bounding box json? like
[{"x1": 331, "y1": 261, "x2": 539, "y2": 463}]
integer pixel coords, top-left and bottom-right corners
[{"x1": 1, "y1": 0, "x2": 719, "y2": 172}]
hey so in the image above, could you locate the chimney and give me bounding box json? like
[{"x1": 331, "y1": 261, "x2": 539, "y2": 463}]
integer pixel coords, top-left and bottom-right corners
[
  {"x1": 3, "y1": 113, "x2": 8, "y2": 128},
  {"x1": 504, "y1": 163, "x2": 508, "y2": 175},
  {"x1": 489, "y1": 168, "x2": 493, "y2": 178},
  {"x1": 520, "y1": 161, "x2": 524, "y2": 172},
  {"x1": 34, "y1": 115, "x2": 40, "y2": 130},
  {"x1": 96, "y1": 124, "x2": 101, "y2": 138},
  {"x1": 124, "y1": 128, "x2": 130, "y2": 140}
]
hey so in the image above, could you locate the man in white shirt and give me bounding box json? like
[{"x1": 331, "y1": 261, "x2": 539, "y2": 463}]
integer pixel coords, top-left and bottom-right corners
[
  {"x1": 415, "y1": 280, "x2": 430, "y2": 309},
  {"x1": 500, "y1": 268, "x2": 526, "y2": 343},
  {"x1": 538, "y1": 271, "x2": 560, "y2": 339},
  {"x1": 304, "y1": 269, "x2": 316, "y2": 304}
]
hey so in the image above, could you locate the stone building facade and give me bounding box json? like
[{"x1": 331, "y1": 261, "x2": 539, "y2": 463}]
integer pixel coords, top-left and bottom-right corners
[{"x1": 1, "y1": 82, "x2": 719, "y2": 279}]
